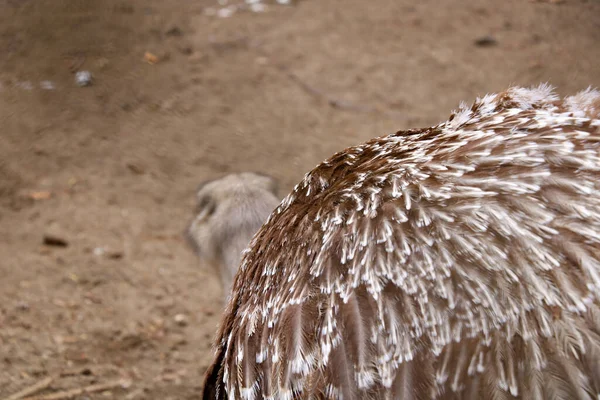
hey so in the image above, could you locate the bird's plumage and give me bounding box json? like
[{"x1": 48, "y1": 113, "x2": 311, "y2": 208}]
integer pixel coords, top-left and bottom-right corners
[{"x1": 203, "y1": 85, "x2": 600, "y2": 399}]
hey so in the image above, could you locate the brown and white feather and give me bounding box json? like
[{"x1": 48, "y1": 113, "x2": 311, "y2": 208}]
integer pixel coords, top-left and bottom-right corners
[{"x1": 203, "y1": 85, "x2": 600, "y2": 399}]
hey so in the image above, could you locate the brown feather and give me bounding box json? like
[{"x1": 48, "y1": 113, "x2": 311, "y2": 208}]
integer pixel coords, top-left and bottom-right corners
[{"x1": 202, "y1": 85, "x2": 600, "y2": 399}]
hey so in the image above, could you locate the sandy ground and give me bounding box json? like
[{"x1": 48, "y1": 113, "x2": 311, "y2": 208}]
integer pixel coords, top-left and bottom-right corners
[{"x1": 0, "y1": 0, "x2": 599, "y2": 398}]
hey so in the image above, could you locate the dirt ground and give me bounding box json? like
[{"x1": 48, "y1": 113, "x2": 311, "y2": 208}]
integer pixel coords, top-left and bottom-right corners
[{"x1": 0, "y1": 0, "x2": 599, "y2": 398}]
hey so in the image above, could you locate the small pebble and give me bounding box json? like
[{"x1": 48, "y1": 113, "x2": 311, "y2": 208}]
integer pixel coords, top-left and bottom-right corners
[
  {"x1": 107, "y1": 251, "x2": 124, "y2": 260},
  {"x1": 166, "y1": 26, "x2": 183, "y2": 37},
  {"x1": 75, "y1": 71, "x2": 93, "y2": 87},
  {"x1": 174, "y1": 314, "x2": 188, "y2": 326},
  {"x1": 474, "y1": 35, "x2": 498, "y2": 47},
  {"x1": 143, "y1": 52, "x2": 159, "y2": 64},
  {"x1": 43, "y1": 235, "x2": 69, "y2": 248}
]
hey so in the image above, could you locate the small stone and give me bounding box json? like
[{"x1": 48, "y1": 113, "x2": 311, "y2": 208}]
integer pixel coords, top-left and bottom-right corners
[
  {"x1": 174, "y1": 314, "x2": 188, "y2": 326},
  {"x1": 24, "y1": 190, "x2": 52, "y2": 200},
  {"x1": 107, "y1": 251, "x2": 124, "y2": 260},
  {"x1": 166, "y1": 27, "x2": 183, "y2": 37},
  {"x1": 75, "y1": 71, "x2": 93, "y2": 87},
  {"x1": 474, "y1": 35, "x2": 498, "y2": 47},
  {"x1": 43, "y1": 235, "x2": 69, "y2": 247},
  {"x1": 144, "y1": 52, "x2": 159, "y2": 64},
  {"x1": 127, "y1": 163, "x2": 145, "y2": 175}
]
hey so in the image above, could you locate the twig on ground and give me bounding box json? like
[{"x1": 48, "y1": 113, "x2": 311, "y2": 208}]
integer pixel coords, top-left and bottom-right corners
[
  {"x1": 124, "y1": 387, "x2": 146, "y2": 399},
  {"x1": 20, "y1": 379, "x2": 131, "y2": 400},
  {"x1": 4, "y1": 377, "x2": 53, "y2": 400}
]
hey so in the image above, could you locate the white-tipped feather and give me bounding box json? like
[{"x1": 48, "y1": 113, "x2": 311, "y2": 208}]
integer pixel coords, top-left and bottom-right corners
[{"x1": 202, "y1": 85, "x2": 600, "y2": 400}]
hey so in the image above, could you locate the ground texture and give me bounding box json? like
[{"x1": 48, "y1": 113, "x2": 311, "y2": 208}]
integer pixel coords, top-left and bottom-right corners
[{"x1": 1, "y1": 0, "x2": 599, "y2": 398}]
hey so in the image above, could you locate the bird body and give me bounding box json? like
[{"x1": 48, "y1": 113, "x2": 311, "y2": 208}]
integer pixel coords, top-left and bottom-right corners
[{"x1": 203, "y1": 85, "x2": 600, "y2": 399}]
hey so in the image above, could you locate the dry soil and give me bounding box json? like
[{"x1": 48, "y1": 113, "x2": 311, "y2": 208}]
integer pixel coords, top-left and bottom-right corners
[{"x1": 1, "y1": 0, "x2": 599, "y2": 399}]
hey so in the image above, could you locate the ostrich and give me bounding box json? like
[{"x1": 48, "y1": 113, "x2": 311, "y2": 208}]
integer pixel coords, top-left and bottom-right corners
[
  {"x1": 186, "y1": 172, "x2": 280, "y2": 301},
  {"x1": 203, "y1": 85, "x2": 600, "y2": 399}
]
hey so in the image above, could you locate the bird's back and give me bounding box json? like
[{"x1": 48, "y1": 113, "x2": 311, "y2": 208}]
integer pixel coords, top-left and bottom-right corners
[{"x1": 204, "y1": 85, "x2": 600, "y2": 400}]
